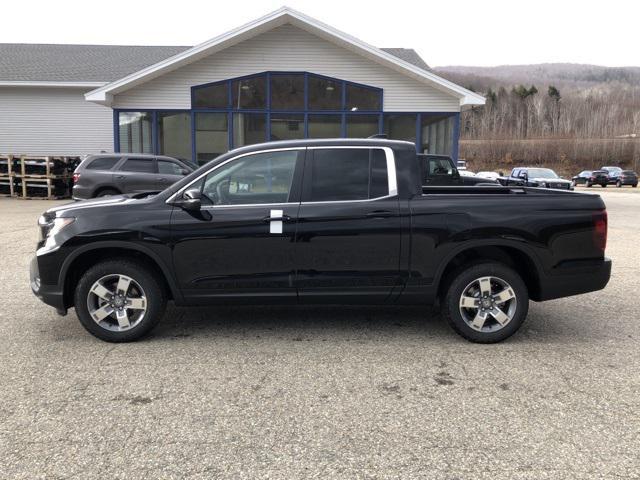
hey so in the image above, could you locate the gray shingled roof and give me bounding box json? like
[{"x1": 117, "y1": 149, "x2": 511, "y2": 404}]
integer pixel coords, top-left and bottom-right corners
[
  {"x1": 0, "y1": 44, "x2": 190, "y2": 82},
  {"x1": 0, "y1": 44, "x2": 429, "y2": 83},
  {"x1": 381, "y1": 48, "x2": 430, "y2": 71}
]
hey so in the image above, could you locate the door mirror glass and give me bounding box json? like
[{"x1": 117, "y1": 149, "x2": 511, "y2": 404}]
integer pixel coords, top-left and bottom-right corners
[
  {"x1": 180, "y1": 168, "x2": 190, "y2": 176},
  {"x1": 179, "y1": 188, "x2": 202, "y2": 211}
]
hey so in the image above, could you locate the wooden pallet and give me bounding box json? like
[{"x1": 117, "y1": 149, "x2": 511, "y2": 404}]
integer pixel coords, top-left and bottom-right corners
[
  {"x1": 7, "y1": 155, "x2": 81, "y2": 177},
  {"x1": 0, "y1": 174, "x2": 17, "y2": 197},
  {"x1": 18, "y1": 176, "x2": 70, "y2": 200},
  {"x1": 0, "y1": 155, "x2": 13, "y2": 176}
]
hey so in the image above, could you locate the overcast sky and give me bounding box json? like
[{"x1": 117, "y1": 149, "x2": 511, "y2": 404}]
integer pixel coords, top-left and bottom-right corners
[{"x1": 3, "y1": 0, "x2": 638, "y2": 67}]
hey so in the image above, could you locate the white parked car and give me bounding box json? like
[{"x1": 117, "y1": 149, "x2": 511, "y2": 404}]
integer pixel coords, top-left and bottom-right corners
[
  {"x1": 459, "y1": 170, "x2": 476, "y2": 177},
  {"x1": 476, "y1": 171, "x2": 501, "y2": 180}
]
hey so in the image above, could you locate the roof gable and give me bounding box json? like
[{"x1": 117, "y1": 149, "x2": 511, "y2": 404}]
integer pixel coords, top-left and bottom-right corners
[{"x1": 85, "y1": 7, "x2": 484, "y2": 107}]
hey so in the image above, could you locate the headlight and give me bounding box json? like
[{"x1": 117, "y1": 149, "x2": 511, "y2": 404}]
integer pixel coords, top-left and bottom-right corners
[{"x1": 37, "y1": 216, "x2": 75, "y2": 255}]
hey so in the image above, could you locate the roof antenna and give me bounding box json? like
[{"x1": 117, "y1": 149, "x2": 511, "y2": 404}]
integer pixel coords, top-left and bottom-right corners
[{"x1": 368, "y1": 134, "x2": 387, "y2": 139}]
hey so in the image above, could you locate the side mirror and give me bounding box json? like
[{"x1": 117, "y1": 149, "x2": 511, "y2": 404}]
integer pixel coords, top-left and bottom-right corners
[
  {"x1": 180, "y1": 169, "x2": 190, "y2": 176},
  {"x1": 452, "y1": 168, "x2": 460, "y2": 179},
  {"x1": 178, "y1": 188, "x2": 202, "y2": 211}
]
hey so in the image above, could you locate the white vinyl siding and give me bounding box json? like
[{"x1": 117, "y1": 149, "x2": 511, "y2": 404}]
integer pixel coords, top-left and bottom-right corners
[
  {"x1": 112, "y1": 25, "x2": 459, "y2": 112},
  {"x1": 0, "y1": 87, "x2": 112, "y2": 155}
]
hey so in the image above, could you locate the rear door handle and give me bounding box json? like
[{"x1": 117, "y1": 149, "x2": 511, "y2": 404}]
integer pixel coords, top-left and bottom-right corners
[{"x1": 365, "y1": 210, "x2": 394, "y2": 219}]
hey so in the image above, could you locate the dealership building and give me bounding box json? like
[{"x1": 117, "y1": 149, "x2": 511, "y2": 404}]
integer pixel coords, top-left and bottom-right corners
[{"x1": 0, "y1": 7, "x2": 484, "y2": 164}]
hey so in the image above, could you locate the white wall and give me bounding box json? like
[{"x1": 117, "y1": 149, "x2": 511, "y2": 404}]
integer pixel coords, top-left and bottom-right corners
[
  {"x1": 0, "y1": 87, "x2": 113, "y2": 155},
  {"x1": 112, "y1": 24, "x2": 460, "y2": 112}
]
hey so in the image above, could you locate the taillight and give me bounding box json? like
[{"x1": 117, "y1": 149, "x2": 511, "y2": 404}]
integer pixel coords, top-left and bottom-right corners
[
  {"x1": 72, "y1": 173, "x2": 81, "y2": 184},
  {"x1": 593, "y1": 210, "x2": 607, "y2": 253}
]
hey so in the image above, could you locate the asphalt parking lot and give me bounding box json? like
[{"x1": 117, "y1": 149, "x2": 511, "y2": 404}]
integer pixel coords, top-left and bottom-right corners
[{"x1": 1, "y1": 188, "x2": 639, "y2": 479}]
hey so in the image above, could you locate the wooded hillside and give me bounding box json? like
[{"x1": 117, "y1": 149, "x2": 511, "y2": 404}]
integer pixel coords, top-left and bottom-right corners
[{"x1": 435, "y1": 64, "x2": 640, "y2": 173}]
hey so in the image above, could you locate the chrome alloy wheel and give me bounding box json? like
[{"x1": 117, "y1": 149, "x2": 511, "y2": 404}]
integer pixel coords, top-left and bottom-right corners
[
  {"x1": 87, "y1": 274, "x2": 147, "y2": 331},
  {"x1": 459, "y1": 276, "x2": 517, "y2": 332}
]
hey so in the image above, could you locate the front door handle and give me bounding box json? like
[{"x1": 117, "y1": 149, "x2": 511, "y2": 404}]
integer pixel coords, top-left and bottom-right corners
[
  {"x1": 116, "y1": 175, "x2": 125, "y2": 179},
  {"x1": 158, "y1": 177, "x2": 168, "y2": 182}
]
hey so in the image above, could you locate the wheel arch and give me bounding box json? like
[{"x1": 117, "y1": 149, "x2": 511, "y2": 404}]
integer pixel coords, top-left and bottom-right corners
[
  {"x1": 92, "y1": 186, "x2": 122, "y2": 197},
  {"x1": 435, "y1": 242, "x2": 543, "y2": 302},
  {"x1": 60, "y1": 242, "x2": 181, "y2": 308}
]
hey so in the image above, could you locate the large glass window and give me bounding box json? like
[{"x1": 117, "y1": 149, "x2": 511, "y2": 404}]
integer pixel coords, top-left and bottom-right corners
[
  {"x1": 119, "y1": 112, "x2": 152, "y2": 153},
  {"x1": 346, "y1": 84, "x2": 382, "y2": 111},
  {"x1": 158, "y1": 112, "x2": 192, "y2": 161},
  {"x1": 308, "y1": 75, "x2": 342, "y2": 110},
  {"x1": 195, "y1": 113, "x2": 228, "y2": 164},
  {"x1": 421, "y1": 115, "x2": 454, "y2": 155},
  {"x1": 232, "y1": 75, "x2": 266, "y2": 109},
  {"x1": 233, "y1": 113, "x2": 266, "y2": 147},
  {"x1": 193, "y1": 82, "x2": 228, "y2": 108},
  {"x1": 270, "y1": 114, "x2": 304, "y2": 141},
  {"x1": 307, "y1": 149, "x2": 388, "y2": 201},
  {"x1": 270, "y1": 74, "x2": 305, "y2": 110},
  {"x1": 346, "y1": 114, "x2": 380, "y2": 138},
  {"x1": 308, "y1": 114, "x2": 342, "y2": 138},
  {"x1": 198, "y1": 150, "x2": 301, "y2": 206},
  {"x1": 384, "y1": 114, "x2": 417, "y2": 143}
]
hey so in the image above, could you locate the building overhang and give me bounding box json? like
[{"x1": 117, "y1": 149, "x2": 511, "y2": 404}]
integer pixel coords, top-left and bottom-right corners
[{"x1": 85, "y1": 7, "x2": 485, "y2": 108}]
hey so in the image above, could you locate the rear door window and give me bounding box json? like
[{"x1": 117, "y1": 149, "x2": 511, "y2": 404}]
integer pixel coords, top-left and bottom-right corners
[
  {"x1": 120, "y1": 158, "x2": 157, "y2": 173},
  {"x1": 86, "y1": 157, "x2": 121, "y2": 170},
  {"x1": 305, "y1": 148, "x2": 388, "y2": 202}
]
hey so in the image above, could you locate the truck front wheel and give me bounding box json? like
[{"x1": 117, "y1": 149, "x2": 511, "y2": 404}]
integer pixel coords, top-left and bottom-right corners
[
  {"x1": 442, "y1": 262, "x2": 529, "y2": 343},
  {"x1": 74, "y1": 259, "x2": 167, "y2": 342}
]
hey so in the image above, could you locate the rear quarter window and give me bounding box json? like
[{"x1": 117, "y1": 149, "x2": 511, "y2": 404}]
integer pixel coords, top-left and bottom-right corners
[{"x1": 85, "y1": 157, "x2": 121, "y2": 170}]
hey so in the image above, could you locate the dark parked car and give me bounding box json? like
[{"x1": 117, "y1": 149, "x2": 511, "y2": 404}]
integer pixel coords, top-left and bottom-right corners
[
  {"x1": 501, "y1": 167, "x2": 573, "y2": 190},
  {"x1": 615, "y1": 170, "x2": 638, "y2": 187},
  {"x1": 572, "y1": 170, "x2": 609, "y2": 188},
  {"x1": 72, "y1": 154, "x2": 194, "y2": 200},
  {"x1": 421, "y1": 154, "x2": 498, "y2": 186},
  {"x1": 601, "y1": 166, "x2": 623, "y2": 184},
  {"x1": 31, "y1": 139, "x2": 610, "y2": 344}
]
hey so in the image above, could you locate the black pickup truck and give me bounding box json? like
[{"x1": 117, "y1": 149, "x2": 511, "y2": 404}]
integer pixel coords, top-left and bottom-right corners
[{"x1": 31, "y1": 139, "x2": 611, "y2": 344}]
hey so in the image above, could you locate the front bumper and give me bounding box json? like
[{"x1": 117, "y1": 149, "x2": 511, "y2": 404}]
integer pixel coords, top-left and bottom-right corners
[
  {"x1": 537, "y1": 257, "x2": 612, "y2": 301},
  {"x1": 30, "y1": 256, "x2": 65, "y2": 311}
]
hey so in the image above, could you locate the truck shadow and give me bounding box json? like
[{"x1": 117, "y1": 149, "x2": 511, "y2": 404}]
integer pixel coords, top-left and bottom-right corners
[{"x1": 143, "y1": 302, "x2": 590, "y2": 345}]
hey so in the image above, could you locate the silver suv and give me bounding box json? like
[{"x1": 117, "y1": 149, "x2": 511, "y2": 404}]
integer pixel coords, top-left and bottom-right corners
[{"x1": 72, "y1": 154, "x2": 195, "y2": 200}]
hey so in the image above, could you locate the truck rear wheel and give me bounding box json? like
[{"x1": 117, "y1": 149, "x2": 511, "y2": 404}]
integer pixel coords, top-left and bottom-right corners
[
  {"x1": 74, "y1": 259, "x2": 166, "y2": 342},
  {"x1": 442, "y1": 262, "x2": 528, "y2": 343}
]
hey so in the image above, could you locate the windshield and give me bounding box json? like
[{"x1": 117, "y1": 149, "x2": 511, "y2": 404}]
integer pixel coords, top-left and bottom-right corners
[
  {"x1": 603, "y1": 166, "x2": 622, "y2": 173},
  {"x1": 527, "y1": 168, "x2": 558, "y2": 179}
]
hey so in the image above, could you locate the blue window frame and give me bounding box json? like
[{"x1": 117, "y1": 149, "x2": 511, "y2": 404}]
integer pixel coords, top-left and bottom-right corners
[{"x1": 113, "y1": 72, "x2": 461, "y2": 164}]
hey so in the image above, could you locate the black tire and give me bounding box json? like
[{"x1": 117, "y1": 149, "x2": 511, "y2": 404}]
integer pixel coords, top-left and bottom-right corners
[
  {"x1": 602, "y1": 183, "x2": 607, "y2": 188},
  {"x1": 95, "y1": 188, "x2": 120, "y2": 198},
  {"x1": 616, "y1": 181, "x2": 621, "y2": 188},
  {"x1": 586, "y1": 181, "x2": 592, "y2": 188},
  {"x1": 442, "y1": 262, "x2": 529, "y2": 343},
  {"x1": 633, "y1": 184, "x2": 638, "y2": 188},
  {"x1": 74, "y1": 259, "x2": 166, "y2": 342}
]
